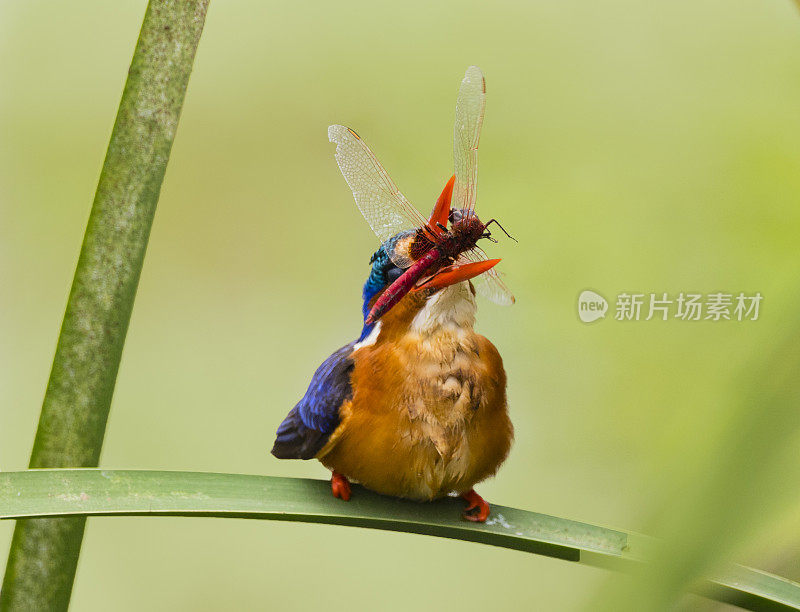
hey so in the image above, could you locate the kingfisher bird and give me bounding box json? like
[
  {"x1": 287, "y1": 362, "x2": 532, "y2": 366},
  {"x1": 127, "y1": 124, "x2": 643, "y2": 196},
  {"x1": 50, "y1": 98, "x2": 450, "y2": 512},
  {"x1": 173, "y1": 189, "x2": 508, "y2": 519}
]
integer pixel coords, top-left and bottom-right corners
[
  {"x1": 271, "y1": 229, "x2": 513, "y2": 521},
  {"x1": 271, "y1": 66, "x2": 513, "y2": 522}
]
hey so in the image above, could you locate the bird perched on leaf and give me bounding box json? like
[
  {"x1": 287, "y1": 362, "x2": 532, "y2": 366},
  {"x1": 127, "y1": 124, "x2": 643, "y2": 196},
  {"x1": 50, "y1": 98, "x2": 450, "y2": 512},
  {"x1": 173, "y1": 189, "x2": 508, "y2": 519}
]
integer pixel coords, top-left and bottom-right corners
[{"x1": 272, "y1": 66, "x2": 514, "y2": 522}]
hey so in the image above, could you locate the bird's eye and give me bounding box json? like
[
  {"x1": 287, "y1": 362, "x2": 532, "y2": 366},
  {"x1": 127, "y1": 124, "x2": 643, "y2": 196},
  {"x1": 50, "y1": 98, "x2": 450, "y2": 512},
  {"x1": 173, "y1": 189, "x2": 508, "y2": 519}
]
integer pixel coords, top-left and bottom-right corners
[{"x1": 386, "y1": 266, "x2": 403, "y2": 285}]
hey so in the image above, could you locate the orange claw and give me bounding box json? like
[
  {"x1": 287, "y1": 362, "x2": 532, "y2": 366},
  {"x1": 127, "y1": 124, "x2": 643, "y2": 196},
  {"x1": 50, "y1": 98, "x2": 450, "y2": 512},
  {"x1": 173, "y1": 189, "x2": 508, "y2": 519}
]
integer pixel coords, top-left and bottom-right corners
[
  {"x1": 331, "y1": 471, "x2": 351, "y2": 501},
  {"x1": 414, "y1": 258, "x2": 501, "y2": 292},
  {"x1": 426, "y1": 175, "x2": 455, "y2": 237},
  {"x1": 460, "y1": 489, "x2": 490, "y2": 522}
]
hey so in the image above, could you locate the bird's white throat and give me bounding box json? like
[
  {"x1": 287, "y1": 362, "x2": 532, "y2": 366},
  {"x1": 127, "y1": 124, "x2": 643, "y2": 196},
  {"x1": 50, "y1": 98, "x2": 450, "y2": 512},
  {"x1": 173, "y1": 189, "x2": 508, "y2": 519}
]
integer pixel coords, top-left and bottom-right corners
[{"x1": 410, "y1": 282, "x2": 476, "y2": 336}]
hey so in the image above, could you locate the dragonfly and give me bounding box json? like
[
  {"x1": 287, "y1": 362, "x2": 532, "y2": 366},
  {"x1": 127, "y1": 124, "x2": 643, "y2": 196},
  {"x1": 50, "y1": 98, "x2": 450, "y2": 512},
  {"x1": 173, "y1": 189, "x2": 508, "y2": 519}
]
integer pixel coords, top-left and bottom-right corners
[{"x1": 328, "y1": 65, "x2": 515, "y2": 325}]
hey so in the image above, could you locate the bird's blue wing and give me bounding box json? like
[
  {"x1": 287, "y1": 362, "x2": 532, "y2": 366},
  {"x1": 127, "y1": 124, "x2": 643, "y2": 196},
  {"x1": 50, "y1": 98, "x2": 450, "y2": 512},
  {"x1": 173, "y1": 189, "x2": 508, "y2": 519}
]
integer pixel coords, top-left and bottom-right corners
[{"x1": 271, "y1": 343, "x2": 355, "y2": 460}]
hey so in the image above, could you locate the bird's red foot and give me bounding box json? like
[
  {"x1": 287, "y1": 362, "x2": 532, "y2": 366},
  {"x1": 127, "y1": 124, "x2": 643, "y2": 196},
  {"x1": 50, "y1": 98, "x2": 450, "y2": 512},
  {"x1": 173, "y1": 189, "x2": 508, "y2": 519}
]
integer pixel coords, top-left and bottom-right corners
[
  {"x1": 460, "y1": 489, "x2": 490, "y2": 522},
  {"x1": 331, "y1": 471, "x2": 351, "y2": 501}
]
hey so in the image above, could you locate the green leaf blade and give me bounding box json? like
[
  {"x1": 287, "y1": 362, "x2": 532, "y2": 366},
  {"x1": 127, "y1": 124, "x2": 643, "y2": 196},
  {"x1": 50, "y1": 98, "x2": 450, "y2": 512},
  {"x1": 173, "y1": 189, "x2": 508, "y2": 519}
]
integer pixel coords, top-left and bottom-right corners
[{"x1": 2, "y1": 470, "x2": 798, "y2": 611}]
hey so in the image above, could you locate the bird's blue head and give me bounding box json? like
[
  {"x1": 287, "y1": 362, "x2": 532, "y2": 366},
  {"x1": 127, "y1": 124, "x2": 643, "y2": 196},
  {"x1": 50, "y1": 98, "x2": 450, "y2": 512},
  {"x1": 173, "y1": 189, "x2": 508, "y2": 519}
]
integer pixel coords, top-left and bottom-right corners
[{"x1": 358, "y1": 232, "x2": 411, "y2": 342}]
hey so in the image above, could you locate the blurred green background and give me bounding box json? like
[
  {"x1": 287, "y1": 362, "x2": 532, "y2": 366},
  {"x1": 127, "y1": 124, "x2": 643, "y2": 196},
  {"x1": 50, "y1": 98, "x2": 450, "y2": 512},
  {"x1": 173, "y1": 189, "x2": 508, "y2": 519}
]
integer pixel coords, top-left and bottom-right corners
[{"x1": 2, "y1": 0, "x2": 799, "y2": 609}]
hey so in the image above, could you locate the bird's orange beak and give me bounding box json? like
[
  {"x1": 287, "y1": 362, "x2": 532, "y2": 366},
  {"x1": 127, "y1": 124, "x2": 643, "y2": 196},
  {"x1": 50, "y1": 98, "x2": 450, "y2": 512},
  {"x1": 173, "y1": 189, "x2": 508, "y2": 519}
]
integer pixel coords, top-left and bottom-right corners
[
  {"x1": 414, "y1": 258, "x2": 501, "y2": 291},
  {"x1": 426, "y1": 175, "x2": 455, "y2": 238}
]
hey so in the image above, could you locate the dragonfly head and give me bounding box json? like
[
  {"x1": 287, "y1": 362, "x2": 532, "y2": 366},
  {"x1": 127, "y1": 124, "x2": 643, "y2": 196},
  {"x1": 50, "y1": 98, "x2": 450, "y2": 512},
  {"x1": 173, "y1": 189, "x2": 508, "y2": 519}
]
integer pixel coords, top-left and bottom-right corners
[
  {"x1": 448, "y1": 208, "x2": 486, "y2": 250},
  {"x1": 449, "y1": 209, "x2": 517, "y2": 245}
]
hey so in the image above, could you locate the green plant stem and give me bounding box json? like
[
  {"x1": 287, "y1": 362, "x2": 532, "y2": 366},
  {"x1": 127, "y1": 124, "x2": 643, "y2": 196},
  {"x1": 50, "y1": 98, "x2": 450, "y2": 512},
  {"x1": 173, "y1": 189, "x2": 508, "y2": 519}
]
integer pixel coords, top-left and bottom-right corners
[
  {"x1": 0, "y1": 2, "x2": 209, "y2": 609},
  {"x1": 1, "y1": 471, "x2": 798, "y2": 611}
]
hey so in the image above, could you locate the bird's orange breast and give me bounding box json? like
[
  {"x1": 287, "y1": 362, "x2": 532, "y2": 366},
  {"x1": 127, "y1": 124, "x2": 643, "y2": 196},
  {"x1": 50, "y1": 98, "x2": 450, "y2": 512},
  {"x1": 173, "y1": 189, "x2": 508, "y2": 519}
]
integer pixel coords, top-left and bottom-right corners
[{"x1": 317, "y1": 299, "x2": 513, "y2": 501}]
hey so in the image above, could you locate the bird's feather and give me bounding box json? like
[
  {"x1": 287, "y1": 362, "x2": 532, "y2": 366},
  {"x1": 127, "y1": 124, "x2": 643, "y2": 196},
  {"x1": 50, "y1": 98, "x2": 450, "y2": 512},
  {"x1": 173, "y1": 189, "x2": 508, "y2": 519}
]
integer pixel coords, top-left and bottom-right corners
[{"x1": 271, "y1": 343, "x2": 355, "y2": 459}]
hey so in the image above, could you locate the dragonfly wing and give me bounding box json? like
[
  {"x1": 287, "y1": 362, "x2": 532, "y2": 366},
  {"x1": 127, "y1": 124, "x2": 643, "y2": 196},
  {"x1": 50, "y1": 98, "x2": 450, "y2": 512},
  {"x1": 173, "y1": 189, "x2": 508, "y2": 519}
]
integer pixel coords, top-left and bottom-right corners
[
  {"x1": 329, "y1": 125, "x2": 427, "y2": 255},
  {"x1": 452, "y1": 66, "x2": 486, "y2": 217},
  {"x1": 458, "y1": 246, "x2": 515, "y2": 306}
]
